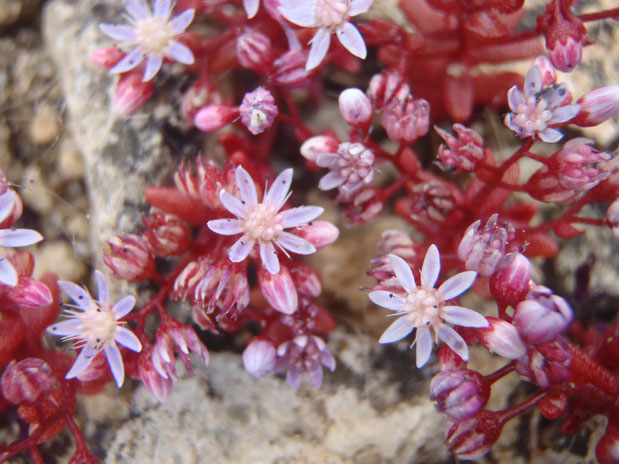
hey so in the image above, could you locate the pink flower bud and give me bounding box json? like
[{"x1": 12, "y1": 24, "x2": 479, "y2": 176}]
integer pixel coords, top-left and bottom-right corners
[
  {"x1": 113, "y1": 72, "x2": 154, "y2": 115},
  {"x1": 181, "y1": 79, "x2": 211, "y2": 123},
  {"x1": 367, "y1": 68, "x2": 410, "y2": 110},
  {"x1": 90, "y1": 46, "x2": 124, "y2": 69},
  {"x1": 258, "y1": 265, "x2": 298, "y2": 314},
  {"x1": 478, "y1": 317, "x2": 526, "y2": 360},
  {"x1": 533, "y1": 56, "x2": 557, "y2": 87},
  {"x1": 289, "y1": 261, "x2": 322, "y2": 297},
  {"x1": 300, "y1": 134, "x2": 339, "y2": 163},
  {"x1": 271, "y1": 50, "x2": 311, "y2": 88},
  {"x1": 513, "y1": 286, "x2": 572, "y2": 344},
  {"x1": 0, "y1": 188, "x2": 23, "y2": 229},
  {"x1": 446, "y1": 410, "x2": 503, "y2": 460},
  {"x1": 294, "y1": 220, "x2": 339, "y2": 250},
  {"x1": 239, "y1": 87, "x2": 278, "y2": 135},
  {"x1": 515, "y1": 339, "x2": 571, "y2": 388},
  {"x1": 236, "y1": 30, "x2": 275, "y2": 73},
  {"x1": 1, "y1": 277, "x2": 53, "y2": 310},
  {"x1": 607, "y1": 198, "x2": 619, "y2": 238},
  {"x1": 572, "y1": 86, "x2": 619, "y2": 127},
  {"x1": 138, "y1": 344, "x2": 173, "y2": 402},
  {"x1": 1, "y1": 358, "x2": 59, "y2": 405},
  {"x1": 382, "y1": 96, "x2": 430, "y2": 144},
  {"x1": 194, "y1": 104, "x2": 239, "y2": 132},
  {"x1": 489, "y1": 253, "x2": 532, "y2": 307},
  {"x1": 152, "y1": 319, "x2": 209, "y2": 380},
  {"x1": 243, "y1": 337, "x2": 277, "y2": 378},
  {"x1": 338, "y1": 88, "x2": 373, "y2": 130},
  {"x1": 435, "y1": 123, "x2": 485, "y2": 173},
  {"x1": 104, "y1": 234, "x2": 156, "y2": 282},
  {"x1": 142, "y1": 211, "x2": 191, "y2": 256},
  {"x1": 430, "y1": 369, "x2": 490, "y2": 421},
  {"x1": 548, "y1": 35, "x2": 583, "y2": 72},
  {"x1": 344, "y1": 187, "x2": 384, "y2": 225}
]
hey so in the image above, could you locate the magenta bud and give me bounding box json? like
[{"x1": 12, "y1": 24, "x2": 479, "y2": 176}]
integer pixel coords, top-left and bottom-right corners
[
  {"x1": 104, "y1": 234, "x2": 156, "y2": 282},
  {"x1": 429, "y1": 369, "x2": 490, "y2": 422},
  {"x1": 113, "y1": 72, "x2": 154, "y2": 115},
  {"x1": 289, "y1": 261, "x2": 322, "y2": 297},
  {"x1": 242, "y1": 337, "x2": 277, "y2": 378},
  {"x1": 194, "y1": 104, "x2": 239, "y2": 132},
  {"x1": 513, "y1": 286, "x2": 572, "y2": 344},
  {"x1": 300, "y1": 135, "x2": 339, "y2": 163},
  {"x1": 294, "y1": 220, "x2": 339, "y2": 250},
  {"x1": 435, "y1": 123, "x2": 485, "y2": 173},
  {"x1": 548, "y1": 36, "x2": 583, "y2": 72},
  {"x1": 478, "y1": 317, "x2": 526, "y2": 360},
  {"x1": 345, "y1": 187, "x2": 384, "y2": 225},
  {"x1": 338, "y1": 88, "x2": 373, "y2": 130},
  {"x1": 1, "y1": 358, "x2": 59, "y2": 405},
  {"x1": 239, "y1": 87, "x2": 278, "y2": 135},
  {"x1": 572, "y1": 86, "x2": 619, "y2": 127},
  {"x1": 367, "y1": 68, "x2": 410, "y2": 110},
  {"x1": 138, "y1": 344, "x2": 173, "y2": 402},
  {"x1": 533, "y1": 56, "x2": 557, "y2": 86},
  {"x1": 489, "y1": 253, "x2": 532, "y2": 306},
  {"x1": 142, "y1": 211, "x2": 191, "y2": 256},
  {"x1": 607, "y1": 198, "x2": 619, "y2": 238},
  {"x1": 90, "y1": 46, "x2": 124, "y2": 69},
  {"x1": 446, "y1": 410, "x2": 503, "y2": 460},
  {"x1": 3, "y1": 278, "x2": 52, "y2": 309},
  {"x1": 236, "y1": 30, "x2": 275, "y2": 73},
  {"x1": 258, "y1": 265, "x2": 298, "y2": 314},
  {"x1": 382, "y1": 97, "x2": 430, "y2": 144}
]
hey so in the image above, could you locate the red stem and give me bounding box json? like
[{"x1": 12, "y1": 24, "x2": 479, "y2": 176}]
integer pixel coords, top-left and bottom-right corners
[{"x1": 485, "y1": 361, "x2": 516, "y2": 384}]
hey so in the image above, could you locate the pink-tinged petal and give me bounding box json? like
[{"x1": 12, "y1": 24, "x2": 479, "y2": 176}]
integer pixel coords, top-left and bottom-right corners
[
  {"x1": 444, "y1": 306, "x2": 488, "y2": 328},
  {"x1": 437, "y1": 324, "x2": 469, "y2": 362},
  {"x1": 65, "y1": 344, "x2": 96, "y2": 379},
  {"x1": 349, "y1": 0, "x2": 373, "y2": 15},
  {"x1": 307, "y1": 365, "x2": 324, "y2": 387},
  {"x1": 170, "y1": 8, "x2": 195, "y2": 33},
  {"x1": 507, "y1": 86, "x2": 524, "y2": 111},
  {"x1": 0, "y1": 258, "x2": 17, "y2": 287},
  {"x1": 368, "y1": 290, "x2": 405, "y2": 311},
  {"x1": 259, "y1": 240, "x2": 280, "y2": 275},
  {"x1": 235, "y1": 166, "x2": 258, "y2": 206},
  {"x1": 336, "y1": 22, "x2": 366, "y2": 59},
  {"x1": 104, "y1": 342, "x2": 125, "y2": 387},
  {"x1": 318, "y1": 171, "x2": 345, "y2": 190},
  {"x1": 258, "y1": 265, "x2": 298, "y2": 313},
  {"x1": 286, "y1": 365, "x2": 303, "y2": 388},
  {"x1": 142, "y1": 55, "x2": 163, "y2": 82},
  {"x1": 244, "y1": 0, "x2": 259, "y2": 18},
  {"x1": 219, "y1": 189, "x2": 246, "y2": 217},
  {"x1": 57, "y1": 281, "x2": 96, "y2": 310},
  {"x1": 306, "y1": 27, "x2": 331, "y2": 71},
  {"x1": 421, "y1": 244, "x2": 440, "y2": 288},
  {"x1": 0, "y1": 190, "x2": 17, "y2": 223},
  {"x1": 94, "y1": 271, "x2": 109, "y2": 306},
  {"x1": 207, "y1": 218, "x2": 242, "y2": 235},
  {"x1": 281, "y1": 206, "x2": 323, "y2": 228},
  {"x1": 316, "y1": 153, "x2": 338, "y2": 168},
  {"x1": 112, "y1": 295, "x2": 136, "y2": 318},
  {"x1": 115, "y1": 327, "x2": 142, "y2": 352},
  {"x1": 524, "y1": 65, "x2": 542, "y2": 97},
  {"x1": 379, "y1": 316, "x2": 415, "y2": 344},
  {"x1": 265, "y1": 168, "x2": 293, "y2": 210},
  {"x1": 124, "y1": 0, "x2": 150, "y2": 20},
  {"x1": 276, "y1": 232, "x2": 316, "y2": 255},
  {"x1": 388, "y1": 254, "x2": 416, "y2": 292},
  {"x1": 415, "y1": 327, "x2": 433, "y2": 368},
  {"x1": 228, "y1": 236, "x2": 255, "y2": 262},
  {"x1": 321, "y1": 348, "x2": 336, "y2": 371},
  {"x1": 538, "y1": 128, "x2": 563, "y2": 143},
  {"x1": 47, "y1": 319, "x2": 82, "y2": 337},
  {"x1": 549, "y1": 104, "x2": 580, "y2": 124},
  {"x1": 154, "y1": 0, "x2": 172, "y2": 17},
  {"x1": 110, "y1": 48, "x2": 144, "y2": 74},
  {"x1": 166, "y1": 41, "x2": 194, "y2": 65},
  {"x1": 279, "y1": 2, "x2": 319, "y2": 28},
  {"x1": 98, "y1": 23, "x2": 137, "y2": 42},
  {"x1": 0, "y1": 229, "x2": 42, "y2": 247},
  {"x1": 438, "y1": 271, "x2": 477, "y2": 301}
]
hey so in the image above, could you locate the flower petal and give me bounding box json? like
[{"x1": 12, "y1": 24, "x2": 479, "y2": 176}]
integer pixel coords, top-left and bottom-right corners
[
  {"x1": 94, "y1": 270, "x2": 109, "y2": 306},
  {"x1": 538, "y1": 128, "x2": 563, "y2": 143},
  {"x1": 421, "y1": 244, "x2": 440, "y2": 288},
  {"x1": 142, "y1": 55, "x2": 163, "y2": 82},
  {"x1": 154, "y1": 0, "x2": 172, "y2": 17},
  {"x1": 281, "y1": 206, "x2": 323, "y2": 228},
  {"x1": 110, "y1": 47, "x2": 145, "y2": 74},
  {"x1": 165, "y1": 41, "x2": 194, "y2": 65},
  {"x1": 0, "y1": 229, "x2": 43, "y2": 247},
  {"x1": 47, "y1": 319, "x2": 82, "y2": 337},
  {"x1": 170, "y1": 8, "x2": 195, "y2": 33},
  {"x1": 124, "y1": 0, "x2": 150, "y2": 20},
  {"x1": 336, "y1": 22, "x2": 366, "y2": 59},
  {"x1": 228, "y1": 236, "x2": 255, "y2": 262},
  {"x1": 507, "y1": 86, "x2": 524, "y2": 111},
  {"x1": 0, "y1": 258, "x2": 17, "y2": 287},
  {"x1": 368, "y1": 290, "x2": 405, "y2": 311},
  {"x1": 0, "y1": 190, "x2": 17, "y2": 223},
  {"x1": 104, "y1": 342, "x2": 125, "y2": 388},
  {"x1": 235, "y1": 166, "x2": 258, "y2": 206},
  {"x1": 112, "y1": 295, "x2": 136, "y2": 319},
  {"x1": 389, "y1": 254, "x2": 416, "y2": 292},
  {"x1": 437, "y1": 324, "x2": 469, "y2": 362},
  {"x1": 316, "y1": 153, "x2": 338, "y2": 168},
  {"x1": 265, "y1": 168, "x2": 293, "y2": 210},
  {"x1": 524, "y1": 65, "x2": 542, "y2": 97},
  {"x1": 276, "y1": 232, "x2": 316, "y2": 255},
  {"x1": 243, "y1": 0, "x2": 259, "y2": 18},
  {"x1": 98, "y1": 23, "x2": 137, "y2": 42},
  {"x1": 278, "y1": 1, "x2": 319, "y2": 28},
  {"x1": 438, "y1": 271, "x2": 476, "y2": 301},
  {"x1": 207, "y1": 218, "x2": 242, "y2": 235},
  {"x1": 549, "y1": 104, "x2": 580, "y2": 124},
  {"x1": 349, "y1": 0, "x2": 373, "y2": 16},
  {"x1": 318, "y1": 171, "x2": 345, "y2": 190},
  {"x1": 58, "y1": 281, "x2": 96, "y2": 310},
  {"x1": 379, "y1": 316, "x2": 415, "y2": 344},
  {"x1": 259, "y1": 240, "x2": 280, "y2": 275},
  {"x1": 219, "y1": 189, "x2": 246, "y2": 217},
  {"x1": 444, "y1": 306, "x2": 489, "y2": 328},
  {"x1": 115, "y1": 327, "x2": 142, "y2": 352},
  {"x1": 306, "y1": 27, "x2": 331, "y2": 71},
  {"x1": 65, "y1": 344, "x2": 96, "y2": 379},
  {"x1": 415, "y1": 327, "x2": 433, "y2": 368}
]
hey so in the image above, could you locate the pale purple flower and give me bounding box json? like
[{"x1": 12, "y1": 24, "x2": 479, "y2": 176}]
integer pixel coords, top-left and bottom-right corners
[
  {"x1": 279, "y1": 0, "x2": 373, "y2": 71},
  {"x1": 47, "y1": 271, "x2": 142, "y2": 387},
  {"x1": 504, "y1": 64, "x2": 580, "y2": 143},
  {"x1": 317, "y1": 142, "x2": 375, "y2": 194},
  {"x1": 276, "y1": 334, "x2": 336, "y2": 387},
  {"x1": 0, "y1": 189, "x2": 43, "y2": 287},
  {"x1": 369, "y1": 245, "x2": 488, "y2": 368},
  {"x1": 99, "y1": 0, "x2": 195, "y2": 82},
  {"x1": 207, "y1": 166, "x2": 325, "y2": 275}
]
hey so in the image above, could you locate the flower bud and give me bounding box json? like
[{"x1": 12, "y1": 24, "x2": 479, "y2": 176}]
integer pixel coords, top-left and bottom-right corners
[
  {"x1": 572, "y1": 86, "x2": 619, "y2": 127},
  {"x1": 446, "y1": 410, "x2": 503, "y2": 460},
  {"x1": 271, "y1": 50, "x2": 311, "y2": 88},
  {"x1": 1, "y1": 358, "x2": 59, "y2": 405},
  {"x1": 513, "y1": 286, "x2": 572, "y2": 344},
  {"x1": 138, "y1": 344, "x2": 173, "y2": 402},
  {"x1": 607, "y1": 198, "x2": 619, "y2": 238},
  {"x1": 181, "y1": 79, "x2": 211, "y2": 123},
  {"x1": 539, "y1": 392, "x2": 568, "y2": 419},
  {"x1": 478, "y1": 317, "x2": 526, "y2": 360},
  {"x1": 142, "y1": 211, "x2": 191, "y2": 256},
  {"x1": 152, "y1": 319, "x2": 209, "y2": 379},
  {"x1": 317, "y1": 142, "x2": 375, "y2": 194},
  {"x1": 242, "y1": 337, "x2": 277, "y2": 378},
  {"x1": 90, "y1": 46, "x2": 124, "y2": 69},
  {"x1": 515, "y1": 339, "x2": 571, "y2": 388},
  {"x1": 0, "y1": 188, "x2": 23, "y2": 229},
  {"x1": 533, "y1": 56, "x2": 557, "y2": 86},
  {"x1": 435, "y1": 123, "x2": 485, "y2": 173},
  {"x1": 239, "y1": 87, "x2": 278, "y2": 135},
  {"x1": 194, "y1": 104, "x2": 239, "y2": 132},
  {"x1": 382, "y1": 97, "x2": 430, "y2": 144},
  {"x1": 1, "y1": 277, "x2": 53, "y2": 310},
  {"x1": 300, "y1": 134, "x2": 339, "y2": 163},
  {"x1": 548, "y1": 35, "x2": 583, "y2": 72},
  {"x1": 258, "y1": 265, "x2": 298, "y2": 314},
  {"x1": 113, "y1": 71, "x2": 154, "y2": 115},
  {"x1": 236, "y1": 30, "x2": 275, "y2": 73},
  {"x1": 289, "y1": 261, "x2": 322, "y2": 297},
  {"x1": 367, "y1": 68, "x2": 410, "y2": 110},
  {"x1": 294, "y1": 220, "x2": 339, "y2": 249},
  {"x1": 338, "y1": 88, "x2": 373, "y2": 130},
  {"x1": 489, "y1": 253, "x2": 532, "y2": 306},
  {"x1": 104, "y1": 234, "x2": 156, "y2": 282},
  {"x1": 429, "y1": 369, "x2": 490, "y2": 421},
  {"x1": 344, "y1": 187, "x2": 384, "y2": 225}
]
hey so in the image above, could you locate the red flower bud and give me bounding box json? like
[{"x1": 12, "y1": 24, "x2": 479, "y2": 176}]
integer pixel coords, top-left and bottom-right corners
[
  {"x1": 1, "y1": 358, "x2": 59, "y2": 405},
  {"x1": 489, "y1": 253, "x2": 532, "y2": 307},
  {"x1": 289, "y1": 261, "x2": 322, "y2": 297},
  {"x1": 572, "y1": 86, "x2": 619, "y2": 127},
  {"x1": 194, "y1": 104, "x2": 239, "y2": 132},
  {"x1": 294, "y1": 220, "x2": 339, "y2": 250},
  {"x1": 478, "y1": 317, "x2": 526, "y2": 360},
  {"x1": 113, "y1": 71, "x2": 154, "y2": 115},
  {"x1": 258, "y1": 265, "x2": 298, "y2": 314},
  {"x1": 236, "y1": 30, "x2": 275, "y2": 73},
  {"x1": 446, "y1": 410, "x2": 503, "y2": 460},
  {"x1": 143, "y1": 211, "x2": 191, "y2": 256},
  {"x1": 430, "y1": 369, "x2": 490, "y2": 421},
  {"x1": 104, "y1": 234, "x2": 156, "y2": 282}
]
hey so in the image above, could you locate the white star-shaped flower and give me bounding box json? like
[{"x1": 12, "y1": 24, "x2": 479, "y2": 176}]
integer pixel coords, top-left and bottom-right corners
[{"x1": 369, "y1": 245, "x2": 488, "y2": 368}]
